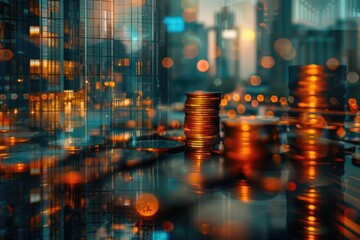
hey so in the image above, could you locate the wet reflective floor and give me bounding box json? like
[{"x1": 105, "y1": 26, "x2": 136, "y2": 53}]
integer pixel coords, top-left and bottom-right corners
[{"x1": 0, "y1": 128, "x2": 359, "y2": 240}]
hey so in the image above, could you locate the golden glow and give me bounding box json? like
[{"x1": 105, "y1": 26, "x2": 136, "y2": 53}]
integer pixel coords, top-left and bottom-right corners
[
  {"x1": 29, "y1": 26, "x2": 40, "y2": 37},
  {"x1": 135, "y1": 193, "x2": 159, "y2": 217},
  {"x1": 241, "y1": 124, "x2": 250, "y2": 131},
  {"x1": 308, "y1": 216, "x2": 315, "y2": 221},
  {"x1": 308, "y1": 204, "x2": 315, "y2": 210},
  {"x1": 65, "y1": 171, "x2": 84, "y2": 185},
  {"x1": 197, "y1": 60, "x2": 210, "y2": 72},
  {"x1": 242, "y1": 29, "x2": 256, "y2": 41}
]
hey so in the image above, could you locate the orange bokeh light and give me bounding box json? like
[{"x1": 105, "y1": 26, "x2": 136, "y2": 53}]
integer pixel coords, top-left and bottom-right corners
[
  {"x1": 135, "y1": 193, "x2": 159, "y2": 217},
  {"x1": 260, "y1": 56, "x2": 275, "y2": 68},
  {"x1": 162, "y1": 57, "x2": 173, "y2": 68},
  {"x1": 197, "y1": 60, "x2": 210, "y2": 72},
  {"x1": 248, "y1": 75, "x2": 262, "y2": 86}
]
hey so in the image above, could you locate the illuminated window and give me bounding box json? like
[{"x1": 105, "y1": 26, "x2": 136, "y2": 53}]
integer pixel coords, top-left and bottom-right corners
[
  {"x1": 117, "y1": 58, "x2": 130, "y2": 66},
  {"x1": 29, "y1": 26, "x2": 40, "y2": 37}
]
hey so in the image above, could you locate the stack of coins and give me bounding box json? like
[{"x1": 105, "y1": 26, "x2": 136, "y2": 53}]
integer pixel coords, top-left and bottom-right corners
[
  {"x1": 184, "y1": 91, "x2": 222, "y2": 159},
  {"x1": 222, "y1": 116, "x2": 280, "y2": 164},
  {"x1": 288, "y1": 65, "x2": 346, "y2": 139}
]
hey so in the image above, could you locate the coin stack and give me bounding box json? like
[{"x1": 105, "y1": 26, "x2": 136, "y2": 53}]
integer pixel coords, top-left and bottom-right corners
[
  {"x1": 288, "y1": 65, "x2": 346, "y2": 139},
  {"x1": 184, "y1": 91, "x2": 222, "y2": 159},
  {"x1": 222, "y1": 116, "x2": 280, "y2": 164}
]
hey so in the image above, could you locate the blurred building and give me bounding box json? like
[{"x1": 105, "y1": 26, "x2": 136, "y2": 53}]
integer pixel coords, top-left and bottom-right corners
[
  {"x1": 165, "y1": 0, "x2": 210, "y2": 102},
  {"x1": 0, "y1": 0, "x2": 167, "y2": 132}
]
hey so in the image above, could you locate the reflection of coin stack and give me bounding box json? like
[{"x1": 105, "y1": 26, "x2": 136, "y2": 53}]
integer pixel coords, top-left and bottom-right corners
[
  {"x1": 288, "y1": 65, "x2": 346, "y2": 139},
  {"x1": 184, "y1": 91, "x2": 222, "y2": 159},
  {"x1": 287, "y1": 148, "x2": 345, "y2": 239},
  {"x1": 222, "y1": 116, "x2": 280, "y2": 165}
]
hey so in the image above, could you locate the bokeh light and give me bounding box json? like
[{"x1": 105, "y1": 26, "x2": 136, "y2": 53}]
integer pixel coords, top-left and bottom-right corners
[
  {"x1": 326, "y1": 58, "x2": 340, "y2": 70},
  {"x1": 347, "y1": 71, "x2": 359, "y2": 83},
  {"x1": 162, "y1": 57, "x2": 174, "y2": 68},
  {"x1": 248, "y1": 75, "x2": 262, "y2": 86},
  {"x1": 197, "y1": 60, "x2": 210, "y2": 72},
  {"x1": 135, "y1": 193, "x2": 159, "y2": 217},
  {"x1": 260, "y1": 56, "x2": 275, "y2": 68}
]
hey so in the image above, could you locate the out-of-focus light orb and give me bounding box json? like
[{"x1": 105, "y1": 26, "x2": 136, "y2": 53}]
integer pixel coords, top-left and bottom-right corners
[
  {"x1": 288, "y1": 96, "x2": 294, "y2": 104},
  {"x1": 163, "y1": 221, "x2": 174, "y2": 232},
  {"x1": 281, "y1": 48, "x2": 296, "y2": 60},
  {"x1": 224, "y1": 93, "x2": 231, "y2": 101},
  {"x1": 214, "y1": 78, "x2": 222, "y2": 86},
  {"x1": 183, "y1": 45, "x2": 198, "y2": 59},
  {"x1": 0, "y1": 49, "x2": 13, "y2": 61},
  {"x1": 220, "y1": 99, "x2": 228, "y2": 107},
  {"x1": 326, "y1": 58, "x2": 339, "y2": 70},
  {"x1": 65, "y1": 171, "x2": 84, "y2": 185},
  {"x1": 197, "y1": 60, "x2": 209, "y2": 72},
  {"x1": 344, "y1": 208, "x2": 357, "y2": 220},
  {"x1": 162, "y1": 57, "x2": 173, "y2": 68},
  {"x1": 270, "y1": 95, "x2": 278, "y2": 103},
  {"x1": 251, "y1": 100, "x2": 259, "y2": 107},
  {"x1": 237, "y1": 104, "x2": 246, "y2": 114},
  {"x1": 232, "y1": 93, "x2": 240, "y2": 102},
  {"x1": 257, "y1": 94, "x2": 264, "y2": 102},
  {"x1": 260, "y1": 56, "x2": 275, "y2": 68},
  {"x1": 280, "y1": 97, "x2": 287, "y2": 106},
  {"x1": 183, "y1": 8, "x2": 197, "y2": 22},
  {"x1": 242, "y1": 29, "x2": 255, "y2": 41},
  {"x1": 244, "y1": 94, "x2": 252, "y2": 102},
  {"x1": 11, "y1": 94, "x2": 18, "y2": 100},
  {"x1": 274, "y1": 38, "x2": 292, "y2": 55},
  {"x1": 265, "y1": 111, "x2": 274, "y2": 117},
  {"x1": 135, "y1": 193, "x2": 159, "y2": 217},
  {"x1": 347, "y1": 71, "x2": 359, "y2": 83},
  {"x1": 329, "y1": 97, "x2": 337, "y2": 105},
  {"x1": 171, "y1": 120, "x2": 180, "y2": 129},
  {"x1": 248, "y1": 75, "x2": 262, "y2": 86},
  {"x1": 287, "y1": 181, "x2": 297, "y2": 191},
  {"x1": 227, "y1": 109, "x2": 237, "y2": 119}
]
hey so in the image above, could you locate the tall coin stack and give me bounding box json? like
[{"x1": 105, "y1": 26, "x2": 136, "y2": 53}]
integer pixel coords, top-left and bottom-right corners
[
  {"x1": 184, "y1": 91, "x2": 222, "y2": 159},
  {"x1": 288, "y1": 64, "x2": 346, "y2": 139}
]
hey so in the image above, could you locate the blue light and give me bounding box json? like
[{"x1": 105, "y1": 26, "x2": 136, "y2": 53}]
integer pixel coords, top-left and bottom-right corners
[
  {"x1": 152, "y1": 231, "x2": 169, "y2": 240},
  {"x1": 163, "y1": 16, "x2": 185, "y2": 33}
]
